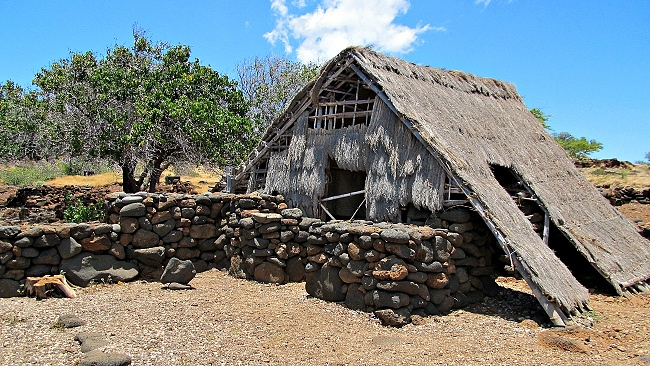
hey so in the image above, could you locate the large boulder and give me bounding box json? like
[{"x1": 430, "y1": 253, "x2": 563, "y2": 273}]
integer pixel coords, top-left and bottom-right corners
[
  {"x1": 80, "y1": 235, "x2": 111, "y2": 253},
  {"x1": 33, "y1": 234, "x2": 61, "y2": 248},
  {"x1": 0, "y1": 226, "x2": 20, "y2": 239},
  {"x1": 374, "y1": 308, "x2": 412, "y2": 327},
  {"x1": 345, "y1": 284, "x2": 367, "y2": 311},
  {"x1": 160, "y1": 257, "x2": 196, "y2": 285},
  {"x1": 305, "y1": 264, "x2": 345, "y2": 302},
  {"x1": 80, "y1": 350, "x2": 132, "y2": 366},
  {"x1": 372, "y1": 290, "x2": 410, "y2": 309},
  {"x1": 120, "y1": 202, "x2": 146, "y2": 217},
  {"x1": 60, "y1": 253, "x2": 139, "y2": 287},
  {"x1": 0, "y1": 240, "x2": 12, "y2": 253},
  {"x1": 189, "y1": 224, "x2": 217, "y2": 239},
  {"x1": 153, "y1": 219, "x2": 175, "y2": 237},
  {"x1": 132, "y1": 229, "x2": 160, "y2": 249},
  {"x1": 380, "y1": 229, "x2": 410, "y2": 244},
  {"x1": 0, "y1": 279, "x2": 21, "y2": 298},
  {"x1": 285, "y1": 256, "x2": 305, "y2": 282},
  {"x1": 58, "y1": 237, "x2": 83, "y2": 259},
  {"x1": 33, "y1": 248, "x2": 61, "y2": 265},
  {"x1": 127, "y1": 246, "x2": 165, "y2": 266},
  {"x1": 253, "y1": 262, "x2": 285, "y2": 284},
  {"x1": 372, "y1": 256, "x2": 409, "y2": 280}
]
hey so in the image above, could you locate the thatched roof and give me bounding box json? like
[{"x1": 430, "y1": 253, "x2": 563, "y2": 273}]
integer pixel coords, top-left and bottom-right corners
[
  {"x1": 239, "y1": 47, "x2": 650, "y2": 320},
  {"x1": 339, "y1": 47, "x2": 650, "y2": 300}
]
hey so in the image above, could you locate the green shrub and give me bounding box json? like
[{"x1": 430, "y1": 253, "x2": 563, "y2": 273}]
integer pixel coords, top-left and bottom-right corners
[
  {"x1": 621, "y1": 169, "x2": 629, "y2": 180},
  {"x1": 63, "y1": 197, "x2": 105, "y2": 223},
  {"x1": 60, "y1": 160, "x2": 116, "y2": 176},
  {"x1": 0, "y1": 164, "x2": 65, "y2": 186},
  {"x1": 590, "y1": 167, "x2": 608, "y2": 176},
  {"x1": 61, "y1": 162, "x2": 82, "y2": 176}
]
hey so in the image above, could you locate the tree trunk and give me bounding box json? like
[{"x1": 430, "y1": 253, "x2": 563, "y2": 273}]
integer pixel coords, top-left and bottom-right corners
[
  {"x1": 147, "y1": 157, "x2": 171, "y2": 193},
  {"x1": 121, "y1": 162, "x2": 139, "y2": 193}
]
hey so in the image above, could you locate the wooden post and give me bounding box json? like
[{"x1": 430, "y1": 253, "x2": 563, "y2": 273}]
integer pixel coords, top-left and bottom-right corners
[
  {"x1": 319, "y1": 202, "x2": 336, "y2": 221},
  {"x1": 543, "y1": 211, "x2": 550, "y2": 245},
  {"x1": 350, "y1": 198, "x2": 366, "y2": 221},
  {"x1": 225, "y1": 166, "x2": 233, "y2": 193}
]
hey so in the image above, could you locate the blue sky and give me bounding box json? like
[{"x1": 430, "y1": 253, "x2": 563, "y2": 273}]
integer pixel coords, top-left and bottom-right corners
[{"x1": 1, "y1": 0, "x2": 648, "y2": 161}]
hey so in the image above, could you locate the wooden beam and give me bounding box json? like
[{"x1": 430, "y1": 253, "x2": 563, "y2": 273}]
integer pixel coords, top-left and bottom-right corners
[
  {"x1": 321, "y1": 88, "x2": 355, "y2": 96},
  {"x1": 309, "y1": 110, "x2": 373, "y2": 120},
  {"x1": 350, "y1": 198, "x2": 366, "y2": 221},
  {"x1": 320, "y1": 190, "x2": 365, "y2": 202},
  {"x1": 311, "y1": 58, "x2": 355, "y2": 106},
  {"x1": 443, "y1": 199, "x2": 469, "y2": 207},
  {"x1": 319, "y1": 202, "x2": 336, "y2": 221},
  {"x1": 234, "y1": 103, "x2": 310, "y2": 182},
  {"x1": 316, "y1": 98, "x2": 375, "y2": 107},
  {"x1": 236, "y1": 59, "x2": 360, "y2": 186},
  {"x1": 225, "y1": 166, "x2": 233, "y2": 194},
  {"x1": 543, "y1": 211, "x2": 550, "y2": 245}
]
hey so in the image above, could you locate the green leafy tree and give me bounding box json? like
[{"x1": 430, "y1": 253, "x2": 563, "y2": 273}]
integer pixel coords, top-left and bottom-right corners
[
  {"x1": 530, "y1": 108, "x2": 552, "y2": 130},
  {"x1": 237, "y1": 55, "x2": 319, "y2": 135},
  {"x1": 0, "y1": 81, "x2": 50, "y2": 160},
  {"x1": 645, "y1": 151, "x2": 650, "y2": 162},
  {"x1": 530, "y1": 108, "x2": 603, "y2": 160},
  {"x1": 552, "y1": 132, "x2": 603, "y2": 159},
  {"x1": 34, "y1": 29, "x2": 256, "y2": 192}
]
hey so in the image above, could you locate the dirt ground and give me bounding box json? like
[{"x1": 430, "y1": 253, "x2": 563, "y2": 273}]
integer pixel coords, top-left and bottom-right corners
[
  {"x1": 618, "y1": 202, "x2": 650, "y2": 227},
  {"x1": 1, "y1": 271, "x2": 650, "y2": 365}
]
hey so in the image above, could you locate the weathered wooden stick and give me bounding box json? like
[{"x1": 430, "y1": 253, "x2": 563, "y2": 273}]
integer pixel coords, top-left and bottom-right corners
[{"x1": 56, "y1": 276, "x2": 77, "y2": 299}]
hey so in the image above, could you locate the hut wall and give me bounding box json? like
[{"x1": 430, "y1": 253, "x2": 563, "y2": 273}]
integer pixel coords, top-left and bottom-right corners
[
  {"x1": 365, "y1": 98, "x2": 445, "y2": 222},
  {"x1": 261, "y1": 98, "x2": 445, "y2": 222}
]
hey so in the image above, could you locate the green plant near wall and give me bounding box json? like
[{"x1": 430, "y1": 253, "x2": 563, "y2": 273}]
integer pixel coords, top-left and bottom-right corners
[
  {"x1": 63, "y1": 194, "x2": 105, "y2": 223},
  {"x1": 620, "y1": 169, "x2": 630, "y2": 180}
]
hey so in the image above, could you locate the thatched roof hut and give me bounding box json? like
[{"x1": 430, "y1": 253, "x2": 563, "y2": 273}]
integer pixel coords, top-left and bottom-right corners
[{"x1": 232, "y1": 47, "x2": 650, "y2": 325}]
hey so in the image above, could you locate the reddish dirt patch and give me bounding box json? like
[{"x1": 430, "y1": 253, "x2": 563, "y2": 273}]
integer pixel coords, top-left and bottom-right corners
[{"x1": 618, "y1": 202, "x2": 650, "y2": 226}]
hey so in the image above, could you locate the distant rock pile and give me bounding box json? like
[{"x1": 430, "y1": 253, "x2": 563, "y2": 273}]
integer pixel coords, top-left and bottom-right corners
[
  {"x1": 1, "y1": 185, "x2": 115, "y2": 225},
  {"x1": 599, "y1": 186, "x2": 650, "y2": 206}
]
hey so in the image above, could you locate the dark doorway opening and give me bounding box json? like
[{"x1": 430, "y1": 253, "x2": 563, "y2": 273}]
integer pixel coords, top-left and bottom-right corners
[
  {"x1": 323, "y1": 160, "x2": 367, "y2": 220},
  {"x1": 546, "y1": 222, "x2": 616, "y2": 294},
  {"x1": 489, "y1": 164, "x2": 615, "y2": 294}
]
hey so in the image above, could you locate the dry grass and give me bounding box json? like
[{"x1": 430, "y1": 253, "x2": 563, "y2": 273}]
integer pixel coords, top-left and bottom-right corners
[
  {"x1": 580, "y1": 164, "x2": 650, "y2": 187},
  {"x1": 44, "y1": 166, "x2": 222, "y2": 193},
  {"x1": 163, "y1": 166, "x2": 222, "y2": 193},
  {"x1": 46, "y1": 172, "x2": 122, "y2": 187}
]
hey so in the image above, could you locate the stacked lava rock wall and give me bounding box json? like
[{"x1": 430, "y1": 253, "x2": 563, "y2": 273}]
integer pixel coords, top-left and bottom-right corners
[{"x1": 0, "y1": 192, "x2": 498, "y2": 326}]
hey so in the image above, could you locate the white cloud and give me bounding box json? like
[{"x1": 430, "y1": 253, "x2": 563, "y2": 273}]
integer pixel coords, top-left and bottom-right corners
[
  {"x1": 264, "y1": 0, "x2": 439, "y2": 64},
  {"x1": 475, "y1": 0, "x2": 515, "y2": 8},
  {"x1": 270, "y1": 0, "x2": 289, "y2": 15}
]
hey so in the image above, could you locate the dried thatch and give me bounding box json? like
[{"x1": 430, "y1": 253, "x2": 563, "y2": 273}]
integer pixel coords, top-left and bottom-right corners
[
  {"x1": 263, "y1": 97, "x2": 444, "y2": 220},
  {"x1": 346, "y1": 47, "x2": 650, "y2": 302},
  {"x1": 236, "y1": 46, "x2": 650, "y2": 319}
]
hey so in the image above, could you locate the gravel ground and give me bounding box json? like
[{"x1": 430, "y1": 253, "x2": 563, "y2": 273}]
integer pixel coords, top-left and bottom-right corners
[{"x1": 1, "y1": 270, "x2": 649, "y2": 366}]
